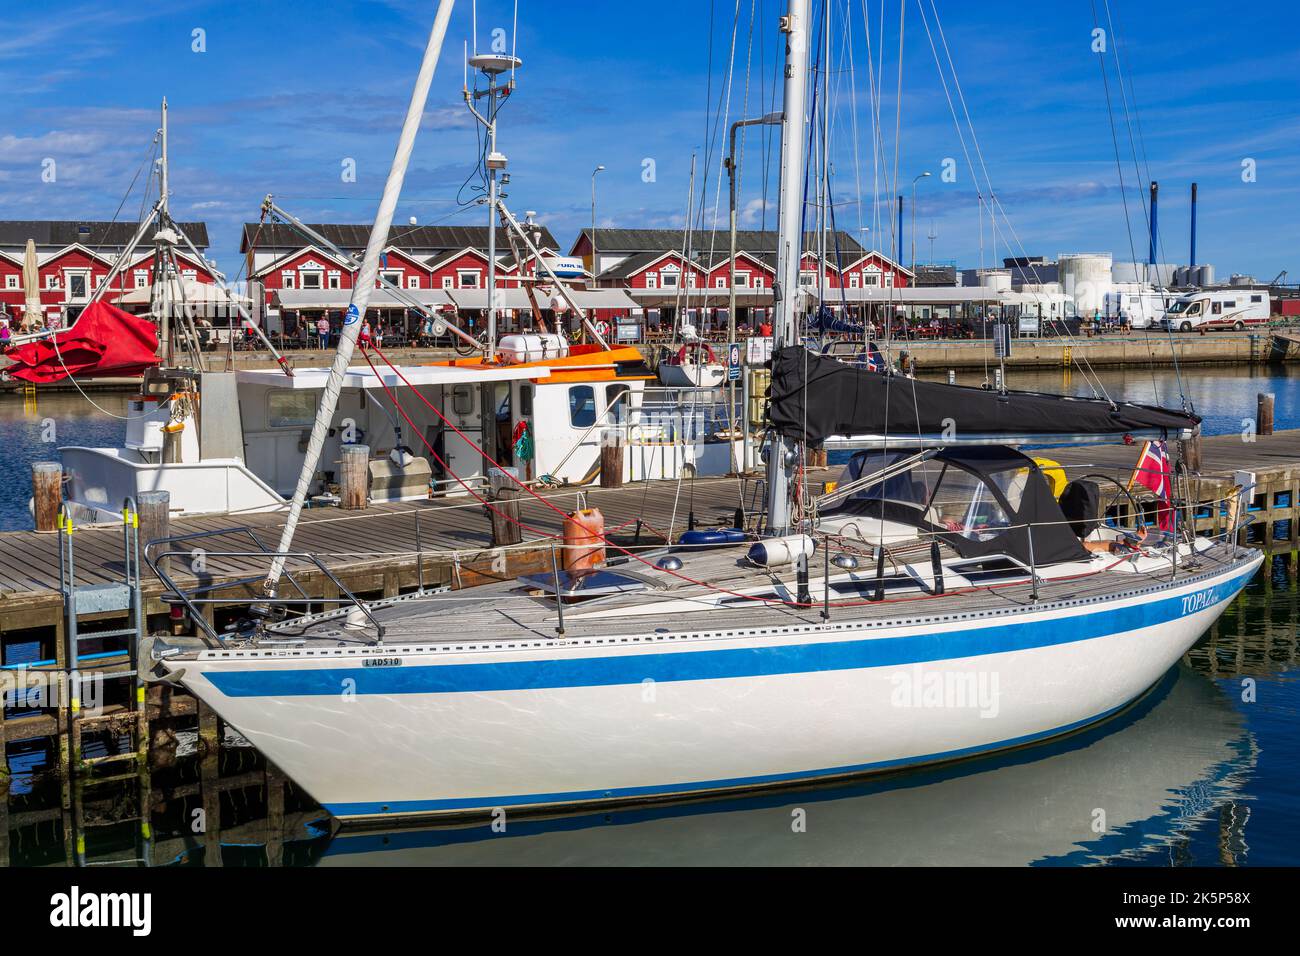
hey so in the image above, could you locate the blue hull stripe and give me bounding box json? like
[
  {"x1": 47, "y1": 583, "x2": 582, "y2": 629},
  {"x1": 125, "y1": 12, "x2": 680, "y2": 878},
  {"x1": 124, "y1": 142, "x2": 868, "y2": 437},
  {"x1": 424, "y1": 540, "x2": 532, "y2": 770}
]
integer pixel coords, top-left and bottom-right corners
[
  {"x1": 324, "y1": 694, "x2": 1139, "y2": 816},
  {"x1": 206, "y1": 566, "x2": 1255, "y2": 700}
]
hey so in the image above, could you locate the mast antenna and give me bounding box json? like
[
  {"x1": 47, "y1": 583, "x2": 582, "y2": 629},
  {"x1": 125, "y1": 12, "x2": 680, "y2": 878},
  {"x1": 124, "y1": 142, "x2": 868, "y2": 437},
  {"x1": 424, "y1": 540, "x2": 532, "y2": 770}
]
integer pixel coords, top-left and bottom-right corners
[{"x1": 465, "y1": 34, "x2": 522, "y2": 362}]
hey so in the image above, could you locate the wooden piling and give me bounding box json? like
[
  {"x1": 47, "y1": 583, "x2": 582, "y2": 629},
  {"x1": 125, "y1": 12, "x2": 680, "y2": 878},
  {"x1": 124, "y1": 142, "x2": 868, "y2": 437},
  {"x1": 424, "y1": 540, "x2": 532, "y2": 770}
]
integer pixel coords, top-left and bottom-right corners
[
  {"x1": 1183, "y1": 433, "x2": 1203, "y2": 474},
  {"x1": 489, "y1": 469, "x2": 523, "y2": 547},
  {"x1": 339, "y1": 444, "x2": 370, "y2": 510},
  {"x1": 137, "y1": 490, "x2": 171, "y2": 574},
  {"x1": 1258, "y1": 392, "x2": 1275, "y2": 437},
  {"x1": 599, "y1": 431, "x2": 625, "y2": 489},
  {"x1": 31, "y1": 462, "x2": 62, "y2": 533}
]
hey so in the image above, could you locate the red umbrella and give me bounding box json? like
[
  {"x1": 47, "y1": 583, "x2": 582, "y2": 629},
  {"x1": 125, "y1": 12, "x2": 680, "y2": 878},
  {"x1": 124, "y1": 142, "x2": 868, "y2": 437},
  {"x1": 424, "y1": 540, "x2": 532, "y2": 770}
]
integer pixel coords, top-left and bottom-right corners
[{"x1": 3, "y1": 300, "x2": 160, "y2": 383}]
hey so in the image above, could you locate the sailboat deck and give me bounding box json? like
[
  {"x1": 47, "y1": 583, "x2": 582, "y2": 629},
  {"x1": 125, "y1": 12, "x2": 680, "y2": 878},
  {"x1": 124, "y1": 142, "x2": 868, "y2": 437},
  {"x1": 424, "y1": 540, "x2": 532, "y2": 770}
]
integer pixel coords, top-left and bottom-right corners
[{"x1": 270, "y1": 538, "x2": 1244, "y2": 649}]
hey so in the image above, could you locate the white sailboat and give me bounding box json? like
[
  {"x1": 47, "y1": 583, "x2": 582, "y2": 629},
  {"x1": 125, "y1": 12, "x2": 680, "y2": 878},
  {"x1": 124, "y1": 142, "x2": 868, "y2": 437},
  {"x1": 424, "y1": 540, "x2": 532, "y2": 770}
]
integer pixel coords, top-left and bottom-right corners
[{"x1": 147, "y1": 0, "x2": 1262, "y2": 824}]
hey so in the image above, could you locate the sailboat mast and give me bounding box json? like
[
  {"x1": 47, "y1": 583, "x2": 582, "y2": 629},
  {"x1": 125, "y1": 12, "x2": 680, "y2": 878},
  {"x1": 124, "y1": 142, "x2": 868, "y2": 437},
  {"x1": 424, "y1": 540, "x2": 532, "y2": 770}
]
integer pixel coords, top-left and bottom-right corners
[
  {"x1": 156, "y1": 98, "x2": 172, "y2": 364},
  {"x1": 766, "y1": 0, "x2": 810, "y2": 535},
  {"x1": 261, "y1": 0, "x2": 457, "y2": 597},
  {"x1": 160, "y1": 98, "x2": 169, "y2": 221}
]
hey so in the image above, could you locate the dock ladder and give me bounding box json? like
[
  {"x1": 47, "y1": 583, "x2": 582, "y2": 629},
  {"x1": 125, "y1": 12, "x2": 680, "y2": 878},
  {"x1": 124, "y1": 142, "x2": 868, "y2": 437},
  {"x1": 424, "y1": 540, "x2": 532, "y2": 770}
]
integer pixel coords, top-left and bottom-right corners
[{"x1": 57, "y1": 499, "x2": 152, "y2": 866}]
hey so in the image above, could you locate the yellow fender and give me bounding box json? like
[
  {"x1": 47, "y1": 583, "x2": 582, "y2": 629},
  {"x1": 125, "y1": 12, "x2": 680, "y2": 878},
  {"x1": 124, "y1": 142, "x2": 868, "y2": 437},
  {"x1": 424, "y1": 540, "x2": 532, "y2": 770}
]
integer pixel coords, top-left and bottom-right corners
[{"x1": 1033, "y1": 457, "x2": 1068, "y2": 498}]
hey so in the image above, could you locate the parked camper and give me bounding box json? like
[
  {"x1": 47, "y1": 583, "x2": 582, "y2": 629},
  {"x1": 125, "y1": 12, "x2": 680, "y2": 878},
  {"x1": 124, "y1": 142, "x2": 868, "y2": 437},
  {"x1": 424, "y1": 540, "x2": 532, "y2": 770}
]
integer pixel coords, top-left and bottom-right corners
[
  {"x1": 1158, "y1": 290, "x2": 1271, "y2": 332},
  {"x1": 1103, "y1": 289, "x2": 1173, "y2": 329}
]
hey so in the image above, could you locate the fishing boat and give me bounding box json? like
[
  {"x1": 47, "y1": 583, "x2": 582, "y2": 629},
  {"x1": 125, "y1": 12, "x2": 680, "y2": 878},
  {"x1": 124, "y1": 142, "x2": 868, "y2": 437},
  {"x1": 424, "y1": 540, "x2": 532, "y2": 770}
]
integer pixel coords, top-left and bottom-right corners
[
  {"x1": 146, "y1": 0, "x2": 1261, "y2": 824},
  {"x1": 34, "y1": 87, "x2": 743, "y2": 525}
]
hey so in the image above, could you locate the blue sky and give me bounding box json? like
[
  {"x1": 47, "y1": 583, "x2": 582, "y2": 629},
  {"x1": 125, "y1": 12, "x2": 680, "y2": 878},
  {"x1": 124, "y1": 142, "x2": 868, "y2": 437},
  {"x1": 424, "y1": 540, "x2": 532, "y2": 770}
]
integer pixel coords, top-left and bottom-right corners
[{"x1": 1, "y1": 0, "x2": 1296, "y2": 280}]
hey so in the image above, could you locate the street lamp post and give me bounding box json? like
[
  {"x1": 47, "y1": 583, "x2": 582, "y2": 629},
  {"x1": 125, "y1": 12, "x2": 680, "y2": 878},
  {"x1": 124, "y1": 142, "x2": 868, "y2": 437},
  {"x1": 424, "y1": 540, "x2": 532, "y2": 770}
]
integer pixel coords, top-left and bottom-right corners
[
  {"x1": 590, "y1": 165, "x2": 606, "y2": 284},
  {"x1": 910, "y1": 171, "x2": 932, "y2": 276},
  {"x1": 725, "y1": 113, "x2": 782, "y2": 345}
]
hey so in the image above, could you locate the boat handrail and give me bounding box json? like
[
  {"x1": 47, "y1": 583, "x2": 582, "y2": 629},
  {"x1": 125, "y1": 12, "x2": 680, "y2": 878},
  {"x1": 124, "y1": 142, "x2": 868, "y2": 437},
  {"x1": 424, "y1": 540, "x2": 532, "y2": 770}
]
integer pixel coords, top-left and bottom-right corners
[
  {"x1": 131, "y1": 484, "x2": 1255, "y2": 650},
  {"x1": 140, "y1": 524, "x2": 386, "y2": 647}
]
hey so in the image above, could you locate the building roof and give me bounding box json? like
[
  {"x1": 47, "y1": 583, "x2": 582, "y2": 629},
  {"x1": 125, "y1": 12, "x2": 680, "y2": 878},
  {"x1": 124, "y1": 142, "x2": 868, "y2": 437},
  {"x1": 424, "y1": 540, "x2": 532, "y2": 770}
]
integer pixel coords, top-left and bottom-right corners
[
  {"x1": 241, "y1": 222, "x2": 559, "y2": 255},
  {"x1": 597, "y1": 250, "x2": 687, "y2": 281},
  {"x1": 573, "y1": 227, "x2": 867, "y2": 258},
  {"x1": 0, "y1": 220, "x2": 209, "y2": 249}
]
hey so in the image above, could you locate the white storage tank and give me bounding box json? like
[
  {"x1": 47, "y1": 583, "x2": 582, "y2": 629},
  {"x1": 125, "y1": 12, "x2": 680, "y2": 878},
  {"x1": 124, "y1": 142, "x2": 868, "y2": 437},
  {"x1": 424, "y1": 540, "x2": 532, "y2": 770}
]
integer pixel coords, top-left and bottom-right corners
[
  {"x1": 1195, "y1": 264, "x2": 1216, "y2": 287},
  {"x1": 977, "y1": 269, "x2": 1012, "y2": 292},
  {"x1": 1058, "y1": 253, "x2": 1112, "y2": 317}
]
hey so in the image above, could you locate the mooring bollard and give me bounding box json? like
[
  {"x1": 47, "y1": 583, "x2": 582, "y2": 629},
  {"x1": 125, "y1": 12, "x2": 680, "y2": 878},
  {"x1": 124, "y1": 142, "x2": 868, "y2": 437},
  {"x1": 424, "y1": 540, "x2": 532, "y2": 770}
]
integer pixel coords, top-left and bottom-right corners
[
  {"x1": 599, "y1": 430, "x2": 624, "y2": 489},
  {"x1": 1257, "y1": 392, "x2": 1275, "y2": 437},
  {"x1": 339, "y1": 444, "x2": 370, "y2": 510},
  {"x1": 137, "y1": 490, "x2": 171, "y2": 573},
  {"x1": 31, "y1": 462, "x2": 62, "y2": 533}
]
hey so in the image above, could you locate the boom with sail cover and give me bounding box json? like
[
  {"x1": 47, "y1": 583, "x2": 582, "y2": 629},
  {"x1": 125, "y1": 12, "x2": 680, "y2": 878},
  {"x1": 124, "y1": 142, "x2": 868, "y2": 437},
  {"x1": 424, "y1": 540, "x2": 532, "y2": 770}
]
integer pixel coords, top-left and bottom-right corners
[
  {"x1": 768, "y1": 347, "x2": 1199, "y2": 447},
  {"x1": 3, "y1": 301, "x2": 160, "y2": 382}
]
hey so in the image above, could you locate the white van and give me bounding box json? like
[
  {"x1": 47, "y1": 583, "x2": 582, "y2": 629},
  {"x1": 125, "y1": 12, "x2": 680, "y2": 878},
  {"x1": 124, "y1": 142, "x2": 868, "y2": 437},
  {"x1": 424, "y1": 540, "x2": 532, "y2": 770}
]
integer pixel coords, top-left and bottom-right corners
[
  {"x1": 1158, "y1": 290, "x2": 1271, "y2": 332},
  {"x1": 1103, "y1": 289, "x2": 1173, "y2": 329}
]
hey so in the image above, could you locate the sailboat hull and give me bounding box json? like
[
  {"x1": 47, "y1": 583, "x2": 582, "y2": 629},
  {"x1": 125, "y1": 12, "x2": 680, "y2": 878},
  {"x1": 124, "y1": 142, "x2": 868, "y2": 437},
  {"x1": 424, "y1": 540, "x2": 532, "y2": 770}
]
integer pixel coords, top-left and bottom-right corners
[
  {"x1": 166, "y1": 555, "x2": 1260, "y2": 821},
  {"x1": 657, "y1": 361, "x2": 727, "y2": 388}
]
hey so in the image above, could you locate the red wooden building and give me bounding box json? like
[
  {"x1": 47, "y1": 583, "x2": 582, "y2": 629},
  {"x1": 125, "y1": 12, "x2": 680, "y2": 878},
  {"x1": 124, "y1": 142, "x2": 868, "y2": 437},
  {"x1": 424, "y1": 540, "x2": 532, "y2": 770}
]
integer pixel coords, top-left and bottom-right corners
[{"x1": 1, "y1": 220, "x2": 214, "y2": 328}]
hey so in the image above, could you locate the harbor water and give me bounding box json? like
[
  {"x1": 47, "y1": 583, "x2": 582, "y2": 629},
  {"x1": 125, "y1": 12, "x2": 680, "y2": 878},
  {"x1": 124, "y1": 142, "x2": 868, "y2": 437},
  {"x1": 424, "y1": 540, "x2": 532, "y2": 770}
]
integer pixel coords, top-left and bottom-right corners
[{"x1": 1, "y1": 365, "x2": 1297, "y2": 865}]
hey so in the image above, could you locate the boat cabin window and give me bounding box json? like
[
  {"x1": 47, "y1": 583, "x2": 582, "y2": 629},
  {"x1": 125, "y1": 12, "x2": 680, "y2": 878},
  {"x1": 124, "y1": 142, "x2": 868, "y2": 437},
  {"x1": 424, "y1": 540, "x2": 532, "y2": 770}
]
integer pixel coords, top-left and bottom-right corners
[
  {"x1": 840, "y1": 451, "x2": 935, "y2": 511},
  {"x1": 268, "y1": 389, "x2": 320, "y2": 428},
  {"x1": 569, "y1": 385, "x2": 597, "y2": 428},
  {"x1": 519, "y1": 384, "x2": 533, "y2": 417},
  {"x1": 608, "y1": 384, "x2": 631, "y2": 423},
  {"x1": 927, "y1": 465, "x2": 1011, "y2": 541},
  {"x1": 837, "y1": 451, "x2": 1015, "y2": 541}
]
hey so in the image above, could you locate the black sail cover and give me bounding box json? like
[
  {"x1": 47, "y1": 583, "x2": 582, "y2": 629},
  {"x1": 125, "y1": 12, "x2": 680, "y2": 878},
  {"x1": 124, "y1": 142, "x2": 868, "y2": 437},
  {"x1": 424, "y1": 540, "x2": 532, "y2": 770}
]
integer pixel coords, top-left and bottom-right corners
[{"x1": 769, "y1": 347, "x2": 1199, "y2": 445}]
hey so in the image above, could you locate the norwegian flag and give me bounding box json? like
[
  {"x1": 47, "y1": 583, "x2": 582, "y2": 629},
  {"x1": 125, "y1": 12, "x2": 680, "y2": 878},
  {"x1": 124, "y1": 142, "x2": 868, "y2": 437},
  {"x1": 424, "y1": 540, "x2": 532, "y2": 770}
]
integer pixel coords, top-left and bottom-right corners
[
  {"x1": 1129, "y1": 439, "x2": 1175, "y2": 531},
  {"x1": 864, "y1": 341, "x2": 886, "y2": 373}
]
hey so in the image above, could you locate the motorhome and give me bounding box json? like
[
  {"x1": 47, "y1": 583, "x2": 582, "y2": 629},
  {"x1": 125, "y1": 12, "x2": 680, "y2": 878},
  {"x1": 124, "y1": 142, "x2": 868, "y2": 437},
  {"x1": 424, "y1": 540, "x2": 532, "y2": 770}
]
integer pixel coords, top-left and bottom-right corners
[
  {"x1": 1102, "y1": 288, "x2": 1174, "y2": 329},
  {"x1": 1158, "y1": 289, "x2": 1270, "y2": 332}
]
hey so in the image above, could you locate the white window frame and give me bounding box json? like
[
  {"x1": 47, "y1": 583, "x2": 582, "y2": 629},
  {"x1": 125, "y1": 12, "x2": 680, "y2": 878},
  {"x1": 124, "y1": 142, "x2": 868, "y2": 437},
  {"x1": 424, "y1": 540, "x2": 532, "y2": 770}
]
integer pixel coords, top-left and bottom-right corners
[
  {"x1": 327, "y1": 272, "x2": 342, "y2": 289},
  {"x1": 734, "y1": 272, "x2": 750, "y2": 288},
  {"x1": 407, "y1": 275, "x2": 420, "y2": 289},
  {"x1": 299, "y1": 270, "x2": 324, "y2": 290},
  {"x1": 282, "y1": 271, "x2": 296, "y2": 289},
  {"x1": 5, "y1": 275, "x2": 19, "y2": 290},
  {"x1": 64, "y1": 270, "x2": 91, "y2": 301},
  {"x1": 441, "y1": 276, "x2": 454, "y2": 290},
  {"x1": 645, "y1": 274, "x2": 658, "y2": 289},
  {"x1": 134, "y1": 270, "x2": 149, "y2": 290},
  {"x1": 715, "y1": 277, "x2": 726, "y2": 289},
  {"x1": 457, "y1": 269, "x2": 480, "y2": 289}
]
